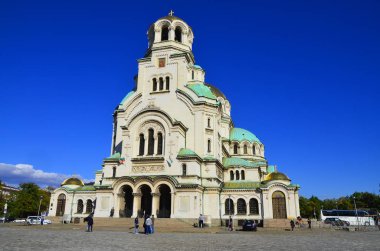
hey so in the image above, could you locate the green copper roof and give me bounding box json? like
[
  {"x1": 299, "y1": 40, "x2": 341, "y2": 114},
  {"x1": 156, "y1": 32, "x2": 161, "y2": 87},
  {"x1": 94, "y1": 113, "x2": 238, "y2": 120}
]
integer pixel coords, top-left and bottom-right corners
[
  {"x1": 193, "y1": 65, "x2": 202, "y2": 69},
  {"x1": 74, "y1": 185, "x2": 96, "y2": 191},
  {"x1": 120, "y1": 91, "x2": 135, "y2": 105},
  {"x1": 177, "y1": 148, "x2": 199, "y2": 158},
  {"x1": 223, "y1": 157, "x2": 266, "y2": 169},
  {"x1": 223, "y1": 181, "x2": 261, "y2": 190},
  {"x1": 230, "y1": 128, "x2": 261, "y2": 143},
  {"x1": 186, "y1": 82, "x2": 217, "y2": 100},
  {"x1": 105, "y1": 152, "x2": 121, "y2": 160}
]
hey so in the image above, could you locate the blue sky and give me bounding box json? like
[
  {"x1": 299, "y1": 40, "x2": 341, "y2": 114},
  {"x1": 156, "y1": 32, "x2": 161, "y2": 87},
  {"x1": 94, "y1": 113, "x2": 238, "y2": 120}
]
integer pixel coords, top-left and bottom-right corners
[{"x1": 0, "y1": 0, "x2": 379, "y2": 198}]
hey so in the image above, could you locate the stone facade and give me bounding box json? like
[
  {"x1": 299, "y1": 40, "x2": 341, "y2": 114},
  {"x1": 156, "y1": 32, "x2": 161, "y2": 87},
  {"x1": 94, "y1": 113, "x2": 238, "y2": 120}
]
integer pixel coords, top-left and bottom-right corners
[{"x1": 49, "y1": 12, "x2": 300, "y2": 225}]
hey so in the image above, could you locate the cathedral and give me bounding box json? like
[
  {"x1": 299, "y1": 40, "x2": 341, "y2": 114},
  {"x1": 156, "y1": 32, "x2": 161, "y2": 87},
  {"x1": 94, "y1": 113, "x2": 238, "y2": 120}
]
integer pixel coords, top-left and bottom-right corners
[{"x1": 49, "y1": 12, "x2": 300, "y2": 226}]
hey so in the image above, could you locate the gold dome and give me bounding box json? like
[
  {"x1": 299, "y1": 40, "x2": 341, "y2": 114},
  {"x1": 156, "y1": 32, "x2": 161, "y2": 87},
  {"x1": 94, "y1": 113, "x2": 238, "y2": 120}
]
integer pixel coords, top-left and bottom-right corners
[
  {"x1": 264, "y1": 172, "x2": 290, "y2": 182},
  {"x1": 61, "y1": 177, "x2": 84, "y2": 187}
]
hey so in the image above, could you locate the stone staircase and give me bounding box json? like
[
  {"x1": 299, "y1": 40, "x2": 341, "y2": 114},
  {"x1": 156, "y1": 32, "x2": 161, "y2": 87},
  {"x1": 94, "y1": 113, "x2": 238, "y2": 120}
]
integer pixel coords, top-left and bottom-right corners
[
  {"x1": 46, "y1": 217, "x2": 203, "y2": 232},
  {"x1": 263, "y1": 219, "x2": 290, "y2": 228}
]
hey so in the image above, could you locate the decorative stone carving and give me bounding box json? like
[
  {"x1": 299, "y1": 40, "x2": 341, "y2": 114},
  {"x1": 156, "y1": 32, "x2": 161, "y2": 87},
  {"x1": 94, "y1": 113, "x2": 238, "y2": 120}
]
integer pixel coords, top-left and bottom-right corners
[{"x1": 132, "y1": 165, "x2": 164, "y2": 173}]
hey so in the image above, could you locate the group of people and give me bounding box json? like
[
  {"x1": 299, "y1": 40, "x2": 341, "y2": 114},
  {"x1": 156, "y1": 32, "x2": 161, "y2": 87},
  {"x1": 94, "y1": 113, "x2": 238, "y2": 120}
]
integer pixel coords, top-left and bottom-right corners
[
  {"x1": 290, "y1": 217, "x2": 312, "y2": 231},
  {"x1": 134, "y1": 214, "x2": 155, "y2": 234}
]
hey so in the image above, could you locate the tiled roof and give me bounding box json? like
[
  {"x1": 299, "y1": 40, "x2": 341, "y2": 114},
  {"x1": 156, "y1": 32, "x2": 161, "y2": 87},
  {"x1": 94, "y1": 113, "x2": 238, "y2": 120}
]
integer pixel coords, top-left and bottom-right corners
[
  {"x1": 230, "y1": 128, "x2": 261, "y2": 143},
  {"x1": 223, "y1": 157, "x2": 266, "y2": 169}
]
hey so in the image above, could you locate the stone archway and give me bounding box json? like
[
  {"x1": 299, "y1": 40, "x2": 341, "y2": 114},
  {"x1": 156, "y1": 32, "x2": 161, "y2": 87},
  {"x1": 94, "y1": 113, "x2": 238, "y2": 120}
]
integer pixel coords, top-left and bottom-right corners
[
  {"x1": 121, "y1": 185, "x2": 133, "y2": 217},
  {"x1": 272, "y1": 191, "x2": 287, "y2": 219},
  {"x1": 139, "y1": 185, "x2": 152, "y2": 217},
  {"x1": 56, "y1": 194, "x2": 66, "y2": 216},
  {"x1": 158, "y1": 184, "x2": 171, "y2": 218}
]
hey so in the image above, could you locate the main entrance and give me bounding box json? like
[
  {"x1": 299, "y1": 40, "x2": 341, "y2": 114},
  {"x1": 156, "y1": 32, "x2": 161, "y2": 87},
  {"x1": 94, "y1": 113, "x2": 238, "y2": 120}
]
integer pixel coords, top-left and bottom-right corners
[
  {"x1": 272, "y1": 191, "x2": 287, "y2": 219},
  {"x1": 158, "y1": 184, "x2": 171, "y2": 218},
  {"x1": 140, "y1": 185, "x2": 152, "y2": 217},
  {"x1": 56, "y1": 194, "x2": 66, "y2": 216}
]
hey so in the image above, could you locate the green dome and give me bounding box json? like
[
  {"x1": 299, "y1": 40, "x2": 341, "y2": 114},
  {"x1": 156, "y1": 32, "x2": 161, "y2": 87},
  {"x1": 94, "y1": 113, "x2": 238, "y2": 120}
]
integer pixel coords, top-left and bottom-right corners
[{"x1": 230, "y1": 128, "x2": 261, "y2": 143}]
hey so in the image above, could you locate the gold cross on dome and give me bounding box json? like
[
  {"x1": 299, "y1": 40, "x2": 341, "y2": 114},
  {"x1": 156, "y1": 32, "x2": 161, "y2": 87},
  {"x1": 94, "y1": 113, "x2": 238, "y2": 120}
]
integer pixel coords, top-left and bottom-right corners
[{"x1": 169, "y1": 10, "x2": 174, "y2": 16}]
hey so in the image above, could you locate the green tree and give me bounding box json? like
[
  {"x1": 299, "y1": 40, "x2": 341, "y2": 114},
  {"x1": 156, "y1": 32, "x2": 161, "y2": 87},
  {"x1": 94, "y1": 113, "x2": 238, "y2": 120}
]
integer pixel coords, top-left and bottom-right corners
[{"x1": 7, "y1": 183, "x2": 50, "y2": 218}]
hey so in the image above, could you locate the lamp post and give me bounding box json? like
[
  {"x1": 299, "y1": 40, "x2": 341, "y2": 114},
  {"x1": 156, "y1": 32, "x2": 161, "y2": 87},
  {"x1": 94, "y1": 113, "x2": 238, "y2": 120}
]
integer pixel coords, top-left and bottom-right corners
[
  {"x1": 37, "y1": 196, "x2": 43, "y2": 216},
  {"x1": 353, "y1": 196, "x2": 359, "y2": 227},
  {"x1": 3, "y1": 201, "x2": 7, "y2": 224}
]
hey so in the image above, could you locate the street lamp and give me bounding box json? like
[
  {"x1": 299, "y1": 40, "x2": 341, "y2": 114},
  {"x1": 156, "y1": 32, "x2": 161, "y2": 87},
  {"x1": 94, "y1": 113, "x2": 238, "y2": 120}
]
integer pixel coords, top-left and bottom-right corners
[
  {"x1": 353, "y1": 196, "x2": 359, "y2": 227},
  {"x1": 37, "y1": 196, "x2": 43, "y2": 216}
]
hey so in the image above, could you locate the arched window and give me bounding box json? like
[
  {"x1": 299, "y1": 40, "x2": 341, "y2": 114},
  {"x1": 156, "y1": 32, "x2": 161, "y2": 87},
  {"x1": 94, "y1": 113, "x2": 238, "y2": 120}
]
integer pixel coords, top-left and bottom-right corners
[
  {"x1": 237, "y1": 199, "x2": 247, "y2": 215},
  {"x1": 165, "y1": 76, "x2": 170, "y2": 90},
  {"x1": 192, "y1": 70, "x2": 194, "y2": 80},
  {"x1": 182, "y1": 164, "x2": 187, "y2": 176},
  {"x1": 241, "y1": 170, "x2": 245, "y2": 180},
  {"x1": 153, "y1": 78, "x2": 157, "y2": 91},
  {"x1": 225, "y1": 199, "x2": 234, "y2": 215},
  {"x1": 252, "y1": 145, "x2": 256, "y2": 155},
  {"x1": 159, "y1": 77, "x2": 164, "y2": 90},
  {"x1": 233, "y1": 144, "x2": 238, "y2": 154},
  {"x1": 112, "y1": 166, "x2": 116, "y2": 178},
  {"x1": 77, "y1": 199, "x2": 83, "y2": 213},
  {"x1": 230, "y1": 170, "x2": 234, "y2": 180},
  {"x1": 244, "y1": 145, "x2": 248, "y2": 154},
  {"x1": 157, "y1": 132, "x2": 163, "y2": 155},
  {"x1": 175, "y1": 27, "x2": 182, "y2": 42},
  {"x1": 139, "y1": 134, "x2": 145, "y2": 155},
  {"x1": 235, "y1": 170, "x2": 240, "y2": 180},
  {"x1": 161, "y1": 26, "x2": 169, "y2": 41},
  {"x1": 86, "y1": 199, "x2": 93, "y2": 213},
  {"x1": 249, "y1": 198, "x2": 259, "y2": 215},
  {"x1": 207, "y1": 139, "x2": 211, "y2": 152},
  {"x1": 207, "y1": 118, "x2": 211, "y2": 128},
  {"x1": 148, "y1": 128, "x2": 154, "y2": 155}
]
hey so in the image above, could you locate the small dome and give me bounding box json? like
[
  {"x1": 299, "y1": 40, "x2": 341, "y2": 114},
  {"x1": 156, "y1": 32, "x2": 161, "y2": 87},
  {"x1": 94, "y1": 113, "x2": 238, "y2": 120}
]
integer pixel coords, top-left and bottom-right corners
[
  {"x1": 230, "y1": 128, "x2": 261, "y2": 143},
  {"x1": 205, "y1": 83, "x2": 227, "y2": 100},
  {"x1": 264, "y1": 172, "x2": 290, "y2": 182},
  {"x1": 157, "y1": 14, "x2": 186, "y2": 23},
  {"x1": 61, "y1": 177, "x2": 84, "y2": 187}
]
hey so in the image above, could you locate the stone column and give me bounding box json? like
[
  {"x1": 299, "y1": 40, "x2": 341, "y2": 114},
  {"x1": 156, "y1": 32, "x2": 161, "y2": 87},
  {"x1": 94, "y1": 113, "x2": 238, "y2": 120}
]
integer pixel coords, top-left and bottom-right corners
[
  {"x1": 170, "y1": 192, "x2": 175, "y2": 218},
  {"x1": 168, "y1": 26, "x2": 174, "y2": 41},
  {"x1": 154, "y1": 28, "x2": 160, "y2": 43},
  {"x1": 114, "y1": 193, "x2": 124, "y2": 218},
  {"x1": 132, "y1": 193, "x2": 142, "y2": 218},
  {"x1": 153, "y1": 135, "x2": 157, "y2": 156},
  {"x1": 151, "y1": 193, "x2": 160, "y2": 217}
]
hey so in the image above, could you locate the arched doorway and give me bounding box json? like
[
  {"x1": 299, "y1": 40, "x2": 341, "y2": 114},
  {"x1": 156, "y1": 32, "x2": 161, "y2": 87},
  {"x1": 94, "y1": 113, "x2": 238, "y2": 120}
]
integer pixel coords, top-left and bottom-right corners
[
  {"x1": 56, "y1": 194, "x2": 66, "y2": 216},
  {"x1": 122, "y1": 185, "x2": 133, "y2": 217},
  {"x1": 140, "y1": 185, "x2": 152, "y2": 217},
  {"x1": 272, "y1": 191, "x2": 287, "y2": 219},
  {"x1": 158, "y1": 184, "x2": 171, "y2": 218}
]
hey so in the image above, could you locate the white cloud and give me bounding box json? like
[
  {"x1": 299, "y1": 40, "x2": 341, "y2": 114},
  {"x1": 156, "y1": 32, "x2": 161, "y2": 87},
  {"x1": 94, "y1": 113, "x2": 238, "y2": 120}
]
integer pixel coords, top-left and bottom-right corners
[{"x1": 0, "y1": 163, "x2": 93, "y2": 188}]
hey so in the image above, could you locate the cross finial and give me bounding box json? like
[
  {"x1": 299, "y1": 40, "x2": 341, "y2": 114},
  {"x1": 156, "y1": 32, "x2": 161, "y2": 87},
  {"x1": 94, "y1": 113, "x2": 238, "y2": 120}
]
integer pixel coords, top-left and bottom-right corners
[{"x1": 169, "y1": 10, "x2": 174, "y2": 16}]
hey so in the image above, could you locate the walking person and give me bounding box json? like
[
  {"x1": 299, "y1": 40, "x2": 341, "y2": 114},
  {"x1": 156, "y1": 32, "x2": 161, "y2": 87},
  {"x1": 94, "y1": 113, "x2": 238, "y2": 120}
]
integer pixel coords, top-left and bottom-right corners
[
  {"x1": 134, "y1": 216, "x2": 139, "y2": 234},
  {"x1": 307, "y1": 218, "x2": 311, "y2": 229},
  {"x1": 85, "y1": 214, "x2": 94, "y2": 232},
  {"x1": 228, "y1": 216, "x2": 233, "y2": 231},
  {"x1": 145, "y1": 216, "x2": 152, "y2": 235},
  {"x1": 198, "y1": 214, "x2": 204, "y2": 228},
  {"x1": 290, "y1": 219, "x2": 295, "y2": 231}
]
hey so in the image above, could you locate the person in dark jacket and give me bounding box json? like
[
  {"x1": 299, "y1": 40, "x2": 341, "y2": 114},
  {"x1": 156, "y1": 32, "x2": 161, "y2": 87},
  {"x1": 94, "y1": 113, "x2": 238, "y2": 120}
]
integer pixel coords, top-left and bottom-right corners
[
  {"x1": 134, "y1": 216, "x2": 139, "y2": 234},
  {"x1": 290, "y1": 219, "x2": 295, "y2": 231},
  {"x1": 84, "y1": 215, "x2": 94, "y2": 232}
]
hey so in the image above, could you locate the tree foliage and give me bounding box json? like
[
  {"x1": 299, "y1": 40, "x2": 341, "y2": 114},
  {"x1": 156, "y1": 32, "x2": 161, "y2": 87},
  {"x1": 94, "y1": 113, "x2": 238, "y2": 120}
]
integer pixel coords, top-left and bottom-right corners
[
  {"x1": 6, "y1": 183, "x2": 51, "y2": 218},
  {"x1": 300, "y1": 192, "x2": 380, "y2": 219}
]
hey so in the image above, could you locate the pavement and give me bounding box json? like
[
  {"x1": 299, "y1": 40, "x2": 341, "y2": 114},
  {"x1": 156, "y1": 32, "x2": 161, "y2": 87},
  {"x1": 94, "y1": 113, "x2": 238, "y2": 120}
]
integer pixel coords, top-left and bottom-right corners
[{"x1": 0, "y1": 224, "x2": 378, "y2": 251}]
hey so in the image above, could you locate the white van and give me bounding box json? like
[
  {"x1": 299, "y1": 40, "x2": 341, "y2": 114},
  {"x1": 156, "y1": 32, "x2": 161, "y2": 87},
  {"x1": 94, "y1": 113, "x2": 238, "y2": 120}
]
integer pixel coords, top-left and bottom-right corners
[{"x1": 26, "y1": 216, "x2": 51, "y2": 225}]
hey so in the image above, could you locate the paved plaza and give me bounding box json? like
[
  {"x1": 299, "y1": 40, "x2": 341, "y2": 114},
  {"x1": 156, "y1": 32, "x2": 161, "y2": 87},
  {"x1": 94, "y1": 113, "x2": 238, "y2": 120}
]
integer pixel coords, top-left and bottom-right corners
[{"x1": 0, "y1": 225, "x2": 378, "y2": 251}]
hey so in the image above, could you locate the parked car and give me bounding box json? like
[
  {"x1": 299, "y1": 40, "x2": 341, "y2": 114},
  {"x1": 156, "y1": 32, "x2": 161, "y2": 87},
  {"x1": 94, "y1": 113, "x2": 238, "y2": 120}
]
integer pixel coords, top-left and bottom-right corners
[
  {"x1": 242, "y1": 220, "x2": 257, "y2": 231},
  {"x1": 324, "y1": 218, "x2": 350, "y2": 226},
  {"x1": 26, "y1": 216, "x2": 51, "y2": 225},
  {"x1": 0, "y1": 217, "x2": 15, "y2": 223},
  {"x1": 13, "y1": 219, "x2": 26, "y2": 223}
]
